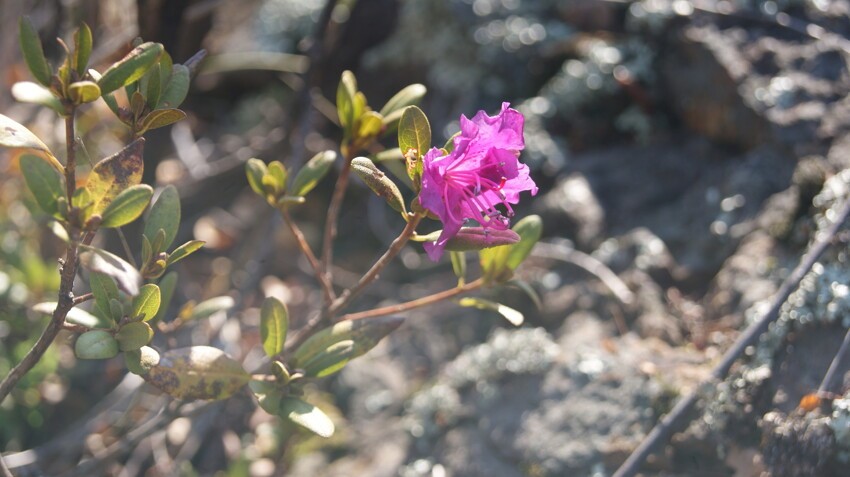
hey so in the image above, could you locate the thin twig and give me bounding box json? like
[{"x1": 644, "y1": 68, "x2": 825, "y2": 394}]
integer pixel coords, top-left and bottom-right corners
[
  {"x1": 0, "y1": 109, "x2": 81, "y2": 475},
  {"x1": 72, "y1": 292, "x2": 93, "y2": 305},
  {"x1": 278, "y1": 205, "x2": 336, "y2": 303},
  {"x1": 340, "y1": 278, "x2": 485, "y2": 321},
  {"x1": 329, "y1": 213, "x2": 424, "y2": 317},
  {"x1": 533, "y1": 241, "x2": 634, "y2": 306},
  {"x1": 321, "y1": 154, "x2": 353, "y2": 292},
  {"x1": 613, "y1": 194, "x2": 850, "y2": 477},
  {"x1": 818, "y1": 325, "x2": 850, "y2": 395}
]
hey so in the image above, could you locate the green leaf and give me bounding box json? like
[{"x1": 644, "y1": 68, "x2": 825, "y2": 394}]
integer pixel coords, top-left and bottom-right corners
[
  {"x1": 143, "y1": 185, "x2": 181, "y2": 251},
  {"x1": 19, "y1": 17, "x2": 51, "y2": 86},
  {"x1": 397, "y1": 106, "x2": 431, "y2": 159},
  {"x1": 144, "y1": 62, "x2": 162, "y2": 109},
  {"x1": 291, "y1": 150, "x2": 337, "y2": 197},
  {"x1": 33, "y1": 302, "x2": 109, "y2": 328},
  {"x1": 75, "y1": 330, "x2": 119, "y2": 360},
  {"x1": 350, "y1": 157, "x2": 407, "y2": 217},
  {"x1": 98, "y1": 42, "x2": 164, "y2": 95},
  {"x1": 125, "y1": 346, "x2": 160, "y2": 375},
  {"x1": 145, "y1": 346, "x2": 250, "y2": 400},
  {"x1": 20, "y1": 154, "x2": 64, "y2": 218},
  {"x1": 458, "y1": 297, "x2": 524, "y2": 326},
  {"x1": 379, "y1": 84, "x2": 427, "y2": 117},
  {"x1": 450, "y1": 251, "x2": 466, "y2": 285},
  {"x1": 157, "y1": 64, "x2": 190, "y2": 109},
  {"x1": 267, "y1": 161, "x2": 288, "y2": 196},
  {"x1": 380, "y1": 84, "x2": 427, "y2": 132},
  {"x1": 152, "y1": 271, "x2": 177, "y2": 323},
  {"x1": 89, "y1": 271, "x2": 120, "y2": 322},
  {"x1": 11, "y1": 81, "x2": 63, "y2": 114},
  {"x1": 301, "y1": 340, "x2": 354, "y2": 378},
  {"x1": 79, "y1": 245, "x2": 142, "y2": 296},
  {"x1": 336, "y1": 70, "x2": 357, "y2": 134},
  {"x1": 443, "y1": 131, "x2": 461, "y2": 153},
  {"x1": 263, "y1": 396, "x2": 335, "y2": 438},
  {"x1": 245, "y1": 158, "x2": 268, "y2": 196},
  {"x1": 116, "y1": 321, "x2": 154, "y2": 351},
  {"x1": 479, "y1": 244, "x2": 511, "y2": 284},
  {"x1": 100, "y1": 184, "x2": 153, "y2": 228},
  {"x1": 187, "y1": 296, "x2": 234, "y2": 320},
  {"x1": 85, "y1": 138, "x2": 145, "y2": 216},
  {"x1": 505, "y1": 215, "x2": 543, "y2": 270},
  {"x1": 355, "y1": 111, "x2": 384, "y2": 141},
  {"x1": 0, "y1": 114, "x2": 57, "y2": 167},
  {"x1": 132, "y1": 284, "x2": 161, "y2": 321},
  {"x1": 138, "y1": 108, "x2": 186, "y2": 133},
  {"x1": 260, "y1": 297, "x2": 288, "y2": 358},
  {"x1": 293, "y1": 315, "x2": 403, "y2": 366},
  {"x1": 73, "y1": 22, "x2": 93, "y2": 74},
  {"x1": 89, "y1": 69, "x2": 121, "y2": 117},
  {"x1": 166, "y1": 240, "x2": 204, "y2": 267}
]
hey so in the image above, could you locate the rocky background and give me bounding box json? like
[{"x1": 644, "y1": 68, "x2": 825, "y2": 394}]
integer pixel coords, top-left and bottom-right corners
[{"x1": 2, "y1": 0, "x2": 850, "y2": 476}]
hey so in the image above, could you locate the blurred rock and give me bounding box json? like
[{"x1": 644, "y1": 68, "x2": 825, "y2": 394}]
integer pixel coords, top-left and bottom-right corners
[{"x1": 534, "y1": 173, "x2": 605, "y2": 249}]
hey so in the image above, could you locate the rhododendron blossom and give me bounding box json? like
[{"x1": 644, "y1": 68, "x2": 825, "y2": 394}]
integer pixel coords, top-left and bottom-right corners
[{"x1": 419, "y1": 102, "x2": 537, "y2": 261}]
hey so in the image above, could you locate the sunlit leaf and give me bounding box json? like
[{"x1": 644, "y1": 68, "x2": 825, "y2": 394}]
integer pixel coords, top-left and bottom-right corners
[
  {"x1": 68, "y1": 80, "x2": 100, "y2": 104},
  {"x1": 116, "y1": 321, "x2": 154, "y2": 351},
  {"x1": 100, "y1": 184, "x2": 153, "y2": 228},
  {"x1": 291, "y1": 150, "x2": 336, "y2": 197},
  {"x1": 132, "y1": 284, "x2": 161, "y2": 321},
  {"x1": 186, "y1": 296, "x2": 234, "y2": 320},
  {"x1": 397, "y1": 106, "x2": 431, "y2": 159},
  {"x1": 85, "y1": 138, "x2": 145, "y2": 216},
  {"x1": 89, "y1": 271, "x2": 120, "y2": 322},
  {"x1": 12, "y1": 81, "x2": 63, "y2": 114},
  {"x1": 145, "y1": 346, "x2": 250, "y2": 400},
  {"x1": 138, "y1": 108, "x2": 186, "y2": 133},
  {"x1": 73, "y1": 22, "x2": 93, "y2": 74},
  {"x1": 125, "y1": 345, "x2": 160, "y2": 375},
  {"x1": 19, "y1": 17, "x2": 51, "y2": 86},
  {"x1": 166, "y1": 240, "x2": 204, "y2": 267},
  {"x1": 143, "y1": 185, "x2": 181, "y2": 251},
  {"x1": 79, "y1": 245, "x2": 142, "y2": 296},
  {"x1": 152, "y1": 271, "x2": 177, "y2": 324},
  {"x1": 301, "y1": 340, "x2": 354, "y2": 378},
  {"x1": 260, "y1": 395, "x2": 335, "y2": 438},
  {"x1": 19, "y1": 154, "x2": 64, "y2": 218},
  {"x1": 98, "y1": 42, "x2": 164, "y2": 95},
  {"x1": 75, "y1": 330, "x2": 119, "y2": 360},
  {"x1": 458, "y1": 297, "x2": 524, "y2": 326},
  {"x1": 260, "y1": 296, "x2": 288, "y2": 358},
  {"x1": 505, "y1": 215, "x2": 543, "y2": 271},
  {"x1": 0, "y1": 114, "x2": 57, "y2": 166},
  {"x1": 33, "y1": 301, "x2": 109, "y2": 328},
  {"x1": 293, "y1": 315, "x2": 403, "y2": 366}
]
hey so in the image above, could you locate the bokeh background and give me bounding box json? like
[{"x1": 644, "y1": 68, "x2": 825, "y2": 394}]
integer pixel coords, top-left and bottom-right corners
[{"x1": 2, "y1": 0, "x2": 850, "y2": 476}]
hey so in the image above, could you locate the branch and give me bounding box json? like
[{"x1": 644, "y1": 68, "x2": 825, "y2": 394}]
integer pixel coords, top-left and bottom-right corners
[
  {"x1": 278, "y1": 205, "x2": 336, "y2": 303},
  {"x1": 612, "y1": 194, "x2": 850, "y2": 477},
  {"x1": 0, "y1": 111, "x2": 79, "y2": 404},
  {"x1": 320, "y1": 154, "x2": 353, "y2": 289},
  {"x1": 329, "y1": 213, "x2": 424, "y2": 316},
  {"x1": 340, "y1": 278, "x2": 485, "y2": 321},
  {"x1": 0, "y1": 110, "x2": 81, "y2": 475}
]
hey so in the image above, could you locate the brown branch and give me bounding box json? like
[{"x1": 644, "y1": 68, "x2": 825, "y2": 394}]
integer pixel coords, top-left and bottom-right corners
[
  {"x1": 329, "y1": 213, "x2": 424, "y2": 317},
  {"x1": 320, "y1": 154, "x2": 353, "y2": 293},
  {"x1": 818, "y1": 325, "x2": 850, "y2": 395},
  {"x1": 0, "y1": 111, "x2": 80, "y2": 406},
  {"x1": 72, "y1": 292, "x2": 93, "y2": 306},
  {"x1": 340, "y1": 278, "x2": 485, "y2": 321},
  {"x1": 612, "y1": 193, "x2": 850, "y2": 477},
  {"x1": 64, "y1": 107, "x2": 76, "y2": 201},
  {"x1": 278, "y1": 205, "x2": 336, "y2": 303}
]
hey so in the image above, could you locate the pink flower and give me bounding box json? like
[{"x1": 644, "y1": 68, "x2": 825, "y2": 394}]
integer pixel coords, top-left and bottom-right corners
[{"x1": 419, "y1": 102, "x2": 538, "y2": 261}]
